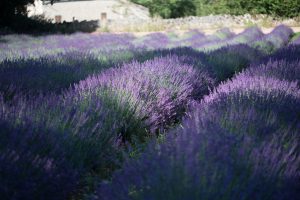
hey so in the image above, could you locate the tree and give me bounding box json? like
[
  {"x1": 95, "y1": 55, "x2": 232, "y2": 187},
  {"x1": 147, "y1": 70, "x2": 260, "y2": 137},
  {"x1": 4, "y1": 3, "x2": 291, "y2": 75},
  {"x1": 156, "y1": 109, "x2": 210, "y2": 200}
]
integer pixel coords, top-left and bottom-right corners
[
  {"x1": 0, "y1": 0, "x2": 59, "y2": 26},
  {"x1": 132, "y1": 0, "x2": 196, "y2": 18},
  {"x1": 131, "y1": 0, "x2": 300, "y2": 18},
  {"x1": 0, "y1": 0, "x2": 58, "y2": 20},
  {"x1": 0, "y1": 0, "x2": 33, "y2": 19}
]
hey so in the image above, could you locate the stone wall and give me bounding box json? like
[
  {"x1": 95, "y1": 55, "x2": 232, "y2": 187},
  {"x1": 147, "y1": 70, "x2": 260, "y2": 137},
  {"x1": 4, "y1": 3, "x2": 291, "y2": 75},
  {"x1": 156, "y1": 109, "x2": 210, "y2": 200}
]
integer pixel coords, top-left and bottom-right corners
[{"x1": 107, "y1": 14, "x2": 300, "y2": 32}]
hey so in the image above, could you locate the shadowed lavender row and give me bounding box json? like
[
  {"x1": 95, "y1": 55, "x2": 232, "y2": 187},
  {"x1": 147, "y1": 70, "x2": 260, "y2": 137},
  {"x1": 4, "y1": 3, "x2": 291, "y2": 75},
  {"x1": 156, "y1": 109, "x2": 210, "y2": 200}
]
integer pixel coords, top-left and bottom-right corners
[
  {"x1": 0, "y1": 54, "x2": 214, "y2": 199},
  {"x1": 0, "y1": 49, "x2": 147, "y2": 95},
  {"x1": 0, "y1": 88, "x2": 130, "y2": 199}
]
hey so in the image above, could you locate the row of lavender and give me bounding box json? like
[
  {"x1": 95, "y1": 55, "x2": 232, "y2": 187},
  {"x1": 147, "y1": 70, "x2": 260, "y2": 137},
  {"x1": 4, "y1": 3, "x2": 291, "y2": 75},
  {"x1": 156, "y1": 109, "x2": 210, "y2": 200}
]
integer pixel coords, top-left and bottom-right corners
[
  {"x1": 0, "y1": 25, "x2": 294, "y2": 61},
  {"x1": 0, "y1": 25, "x2": 293, "y2": 97},
  {"x1": 0, "y1": 26, "x2": 298, "y2": 199},
  {"x1": 0, "y1": 45, "x2": 263, "y2": 199},
  {"x1": 1, "y1": 45, "x2": 256, "y2": 199},
  {"x1": 0, "y1": 52, "x2": 214, "y2": 199},
  {"x1": 96, "y1": 46, "x2": 300, "y2": 200}
]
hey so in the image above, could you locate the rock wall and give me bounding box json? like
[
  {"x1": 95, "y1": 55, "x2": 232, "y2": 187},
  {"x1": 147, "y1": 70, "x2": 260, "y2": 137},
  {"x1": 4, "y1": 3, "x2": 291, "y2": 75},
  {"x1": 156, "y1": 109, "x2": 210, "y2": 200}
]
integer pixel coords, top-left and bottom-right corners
[{"x1": 107, "y1": 14, "x2": 300, "y2": 32}]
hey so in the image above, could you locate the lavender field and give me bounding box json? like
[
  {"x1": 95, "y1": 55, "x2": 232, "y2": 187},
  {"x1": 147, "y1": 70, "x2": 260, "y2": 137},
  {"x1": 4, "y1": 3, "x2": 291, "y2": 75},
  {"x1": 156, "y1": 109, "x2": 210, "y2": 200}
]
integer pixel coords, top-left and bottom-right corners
[{"x1": 0, "y1": 25, "x2": 299, "y2": 200}]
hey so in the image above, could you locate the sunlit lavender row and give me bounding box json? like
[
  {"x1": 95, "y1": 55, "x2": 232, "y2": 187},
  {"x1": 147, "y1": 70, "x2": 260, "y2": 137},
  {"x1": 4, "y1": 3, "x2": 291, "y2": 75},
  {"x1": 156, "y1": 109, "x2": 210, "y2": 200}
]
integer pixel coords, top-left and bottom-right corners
[
  {"x1": 0, "y1": 25, "x2": 299, "y2": 199},
  {"x1": 0, "y1": 25, "x2": 294, "y2": 61}
]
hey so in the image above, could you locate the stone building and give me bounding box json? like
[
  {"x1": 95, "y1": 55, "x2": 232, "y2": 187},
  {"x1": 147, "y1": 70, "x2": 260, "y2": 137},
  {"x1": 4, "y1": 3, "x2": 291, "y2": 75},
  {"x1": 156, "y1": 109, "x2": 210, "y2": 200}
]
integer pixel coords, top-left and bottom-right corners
[{"x1": 27, "y1": 0, "x2": 150, "y2": 23}]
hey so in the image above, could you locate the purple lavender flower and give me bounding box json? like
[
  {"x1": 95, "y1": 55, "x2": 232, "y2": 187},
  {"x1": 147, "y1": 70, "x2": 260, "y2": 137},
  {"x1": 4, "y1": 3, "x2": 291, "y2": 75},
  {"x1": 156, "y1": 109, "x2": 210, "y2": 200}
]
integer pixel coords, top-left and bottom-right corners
[
  {"x1": 252, "y1": 25, "x2": 293, "y2": 53},
  {"x1": 0, "y1": 84, "x2": 135, "y2": 198},
  {"x1": 243, "y1": 59, "x2": 300, "y2": 84},
  {"x1": 74, "y1": 55, "x2": 214, "y2": 134},
  {"x1": 97, "y1": 108, "x2": 299, "y2": 200},
  {"x1": 96, "y1": 58, "x2": 300, "y2": 200},
  {"x1": 133, "y1": 32, "x2": 170, "y2": 49}
]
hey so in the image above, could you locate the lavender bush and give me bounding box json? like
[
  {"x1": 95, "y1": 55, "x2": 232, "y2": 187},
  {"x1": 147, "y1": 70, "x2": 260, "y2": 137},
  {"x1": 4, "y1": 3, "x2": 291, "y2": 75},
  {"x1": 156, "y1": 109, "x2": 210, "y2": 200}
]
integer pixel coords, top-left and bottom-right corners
[
  {"x1": 0, "y1": 25, "x2": 298, "y2": 199},
  {"x1": 261, "y1": 45, "x2": 300, "y2": 62},
  {"x1": 0, "y1": 52, "x2": 103, "y2": 95},
  {"x1": 145, "y1": 45, "x2": 263, "y2": 83},
  {"x1": 243, "y1": 59, "x2": 300, "y2": 84},
  {"x1": 97, "y1": 114, "x2": 299, "y2": 200},
  {"x1": 252, "y1": 25, "x2": 293, "y2": 53},
  {"x1": 136, "y1": 27, "x2": 228, "y2": 49},
  {"x1": 97, "y1": 66, "x2": 300, "y2": 200},
  {"x1": 200, "y1": 26, "x2": 264, "y2": 51},
  {"x1": 0, "y1": 96, "x2": 80, "y2": 199},
  {"x1": 133, "y1": 32, "x2": 170, "y2": 49},
  {"x1": 0, "y1": 85, "x2": 143, "y2": 198},
  {"x1": 0, "y1": 48, "x2": 159, "y2": 96},
  {"x1": 0, "y1": 52, "x2": 212, "y2": 198},
  {"x1": 202, "y1": 74, "x2": 300, "y2": 137},
  {"x1": 73, "y1": 55, "x2": 215, "y2": 134},
  {"x1": 172, "y1": 29, "x2": 207, "y2": 48},
  {"x1": 204, "y1": 44, "x2": 263, "y2": 81},
  {"x1": 190, "y1": 28, "x2": 235, "y2": 49},
  {"x1": 0, "y1": 33, "x2": 135, "y2": 61}
]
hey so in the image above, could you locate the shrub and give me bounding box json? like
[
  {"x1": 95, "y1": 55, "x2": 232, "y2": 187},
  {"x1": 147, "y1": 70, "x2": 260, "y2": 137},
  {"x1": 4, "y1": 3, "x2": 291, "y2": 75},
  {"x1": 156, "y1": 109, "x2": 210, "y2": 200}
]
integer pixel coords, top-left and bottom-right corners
[
  {"x1": 0, "y1": 86, "x2": 134, "y2": 198},
  {"x1": 133, "y1": 32, "x2": 170, "y2": 49},
  {"x1": 252, "y1": 25, "x2": 293, "y2": 53},
  {"x1": 0, "y1": 53, "x2": 103, "y2": 95},
  {"x1": 74, "y1": 55, "x2": 215, "y2": 134},
  {"x1": 96, "y1": 68, "x2": 300, "y2": 200},
  {"x1": 131, "y1": 0, "x2": 196, "y2": 18},
  {"x1": 0, "y1": 96, "x2": 79, "y2": 199},
  {"x1": 204, "y1": 44, "x2": 263, "y2": 81},
  {"x1": 201, "y1": 26, "x2": 264, "y2": 51},
  {"x1": 202, "y1": 74, "x2": 300, "y2": 138},
  {"x1": 131, "y1": 0, "x2": 300, "y2": 18},
  {"x1": 244, "y1": 59, "x2": 300, "y2": 84},
  {"x1": 257, "y1": 45, "x2": 300, "y2": 64},
  {"x1": 173, "y1": 28, "x2": 234, "y2": 49}
]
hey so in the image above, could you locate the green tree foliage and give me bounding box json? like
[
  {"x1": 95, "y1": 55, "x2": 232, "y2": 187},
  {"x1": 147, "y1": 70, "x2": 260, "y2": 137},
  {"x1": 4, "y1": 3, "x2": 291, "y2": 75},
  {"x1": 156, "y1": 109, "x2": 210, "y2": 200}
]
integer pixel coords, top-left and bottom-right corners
[
  {"x1": 131, "y1": 0, "x2": 300, "y2": 18},
  {"x1": 132, "y1": 0, "x2": 196, "y2": 18}
]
